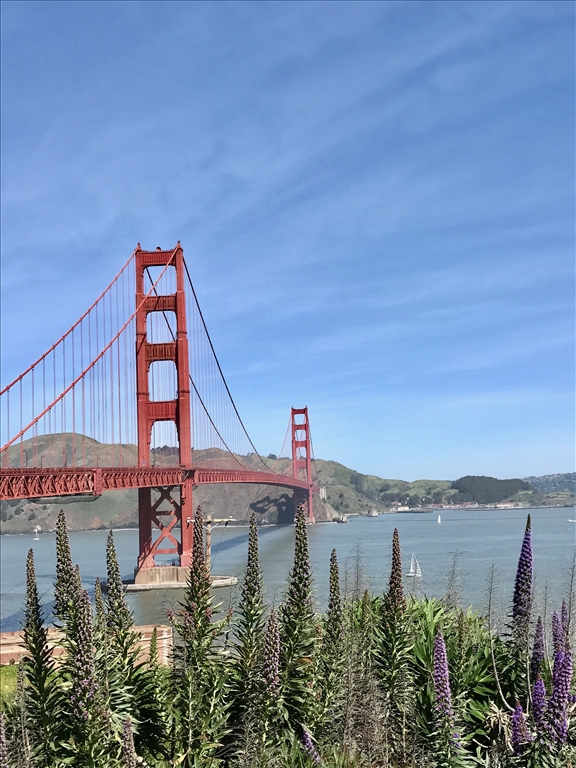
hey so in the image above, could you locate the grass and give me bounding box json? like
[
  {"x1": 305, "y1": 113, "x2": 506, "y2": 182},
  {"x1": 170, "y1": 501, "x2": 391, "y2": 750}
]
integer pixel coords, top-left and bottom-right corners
[{"x1": 0, "y1": 663, "x2": 18, "y2": 705}]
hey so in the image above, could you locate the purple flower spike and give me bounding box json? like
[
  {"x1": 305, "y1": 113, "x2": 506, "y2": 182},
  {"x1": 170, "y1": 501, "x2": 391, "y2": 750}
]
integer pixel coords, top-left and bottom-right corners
[
  {"x1": 123, "y1": 718, "x2": 137, "y2": 768},
  {"x1": 561, "y1": 600, "x2": 570, "y2": 648},
  {"x1": 301, "y1": 729, "x2": 320, "y2": 765},
  {"x1": 433, "y1": 630, "x2": 454, "y2": 727},
  {"x1": 512, "y1": 515, "x2": 533, "y2": 646},
  {"x1": 531, "y1": 616, "x2": 545, "y2": 680},
  {"x1": 552, "y1": 611, "x2": 563, "y2": 654},
  {"x1": 262, "y1": 609, "x2": 280, "y2": 696},
  {"x1": 70, "y1": 590, "x2": 98, "y2": 722},
  {"x1": 511, "y1": 703, "x2": 532, "y2": 755},
  {"x1": 546, "y1": 650, "x2": 572, "y2": 745},
  {"x1": 532, "y1": 676, "x2": 547, "y2": 727}
]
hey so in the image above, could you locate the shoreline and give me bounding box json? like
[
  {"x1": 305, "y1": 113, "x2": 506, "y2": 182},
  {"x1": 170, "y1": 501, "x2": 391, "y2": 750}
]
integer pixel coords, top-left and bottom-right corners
[{"x1": 1, "y1": 504, "x2": 574, "y2": 536}]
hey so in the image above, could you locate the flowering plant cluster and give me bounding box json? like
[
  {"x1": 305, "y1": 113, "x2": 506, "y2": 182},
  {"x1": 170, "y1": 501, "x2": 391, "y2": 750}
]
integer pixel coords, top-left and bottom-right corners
[{"x1": 2, "y1": 510, "x2": 574, "y2": 768}]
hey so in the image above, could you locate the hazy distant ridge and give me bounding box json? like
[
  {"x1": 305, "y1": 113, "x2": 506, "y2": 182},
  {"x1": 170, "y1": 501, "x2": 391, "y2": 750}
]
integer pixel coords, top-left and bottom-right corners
[{"x1": 524, "y1": 472, "x2": 576, "y2": 494}]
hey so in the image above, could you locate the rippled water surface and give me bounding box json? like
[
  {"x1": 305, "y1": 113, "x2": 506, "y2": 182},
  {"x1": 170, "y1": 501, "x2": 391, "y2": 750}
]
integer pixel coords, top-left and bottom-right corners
[{"x1": 1, "y1": 507, "x2": 574, "y2": 632}]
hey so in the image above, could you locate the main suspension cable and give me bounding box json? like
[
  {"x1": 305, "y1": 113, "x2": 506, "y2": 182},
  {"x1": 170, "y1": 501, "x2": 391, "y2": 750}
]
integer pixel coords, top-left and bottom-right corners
[{"x1": 182, "y1": 258, "x2": 270, "y2": 472}]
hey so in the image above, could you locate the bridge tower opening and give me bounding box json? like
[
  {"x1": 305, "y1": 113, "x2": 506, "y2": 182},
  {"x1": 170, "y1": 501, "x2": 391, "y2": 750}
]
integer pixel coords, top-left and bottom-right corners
[
  {"x1": 291, "y1": 406, "x2": 315, "y2": 523},
  {"x1": 134, "y1": 243, "x2": 194, "y2": 580}
]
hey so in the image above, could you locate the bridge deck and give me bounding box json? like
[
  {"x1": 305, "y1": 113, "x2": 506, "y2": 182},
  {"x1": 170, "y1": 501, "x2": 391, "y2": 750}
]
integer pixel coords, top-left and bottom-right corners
[{"x1": 0, "y1": 466, "x2": 312, "y2": 500}]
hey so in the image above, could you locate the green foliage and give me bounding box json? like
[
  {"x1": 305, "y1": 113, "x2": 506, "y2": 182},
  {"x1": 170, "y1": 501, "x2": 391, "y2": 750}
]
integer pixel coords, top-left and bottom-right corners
[
  {"x1": 230, "y1": 513, "x2": 267, "y2": 745},
  {"x1": 169, "y1": 506, "x2": 231, "y2": 767},
  {"x1": 0, "y1": 666, "x2": 17, "y2": 708},
  {"x1": 3, "y1": 505, "x2": 575, "y2": 768},
  {"x1": 451, "y1": 476, "x2": 531, "y2": 505},
  {"x1": 21, "y1": 549, "x2": 62, "y2": 764},
  {"x1": 103, "y1": 531, "x2": 166, "y2": 759},
  {"x1": 318, "y1": 549, "x2": 346, "y2": 745},
  {"x1": 279, "y1": 505, "x2": 318, "y2": 735},
  {"x1": 374, "y1": 529, "x2": 415, "y2": 764}
]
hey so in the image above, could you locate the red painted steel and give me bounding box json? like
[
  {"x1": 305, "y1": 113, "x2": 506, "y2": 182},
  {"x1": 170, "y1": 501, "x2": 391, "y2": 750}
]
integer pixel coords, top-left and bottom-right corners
[
  {"x1": 291, "y1": 406, "x2": 315, "y2": 522},
  {"x1": 0, "y1": 242, "x2": 320, "y2": 577},
  {"x1": 0, "y1": 466, "x2": 312, "y2": 500},
  {"x1": 0, "y1": 250, "x2": 137, "y2": 397},
  {"x1": 135, "y1": 243, "x2": 194, "y2": 571}
]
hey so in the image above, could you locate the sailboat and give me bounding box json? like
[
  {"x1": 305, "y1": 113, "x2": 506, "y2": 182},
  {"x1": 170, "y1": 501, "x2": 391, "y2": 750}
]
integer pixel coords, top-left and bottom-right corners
[
  {"x1": 406, "y1": 553, "x2": 422, "y2": 578},
  {"x1": 437, "y1": 514, "x2": 442, "y2": 524},
  {"x1": 33, "y1": 525, "x2": 41, "y2": 541}
]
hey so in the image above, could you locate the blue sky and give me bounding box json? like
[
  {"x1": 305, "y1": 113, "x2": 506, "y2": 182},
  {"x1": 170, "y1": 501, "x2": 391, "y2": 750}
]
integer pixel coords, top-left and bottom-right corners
[{"x1": 1, "y1": 1, "x2": 574, "y2": 480}]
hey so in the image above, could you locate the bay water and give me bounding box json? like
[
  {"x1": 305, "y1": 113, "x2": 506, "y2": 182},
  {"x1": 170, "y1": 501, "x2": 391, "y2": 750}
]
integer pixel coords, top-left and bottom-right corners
[{"x1": 1, "y1": 506, "x2": 574, "y2": 633}]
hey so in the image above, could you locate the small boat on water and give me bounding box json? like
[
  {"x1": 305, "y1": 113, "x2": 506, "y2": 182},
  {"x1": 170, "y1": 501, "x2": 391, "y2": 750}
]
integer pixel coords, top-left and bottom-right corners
[
  {"x1": 33, "y1": 525, "x2": 41, "y2": 541},
  {"x1": 406, "y1": 553, "x2": 422, "y2": 578},
  {"x1": 568, "y1": 519, "x2": 576, "y2": 523},
  {"x1": 437, "y1": 514, "x2": 441, "y2": 524}
]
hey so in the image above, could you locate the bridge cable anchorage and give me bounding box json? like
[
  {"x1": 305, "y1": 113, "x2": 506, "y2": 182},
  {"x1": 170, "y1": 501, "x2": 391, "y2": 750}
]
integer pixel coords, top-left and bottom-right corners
[
  {"x1": 0, "y1": 247, "x2": 178, "y2": 456},
  {"x1": 182, "y1": 258, "x2": 271, "y2": 475},
  {"x1": 144, "y1": 267, "x2": 250, "y2": 475}
]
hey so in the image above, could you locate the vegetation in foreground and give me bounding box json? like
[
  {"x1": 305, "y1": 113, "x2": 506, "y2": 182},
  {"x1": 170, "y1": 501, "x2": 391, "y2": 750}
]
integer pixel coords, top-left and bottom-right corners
[{"x1": 0, "y1": 508, "x2": 574, "y2": 767}]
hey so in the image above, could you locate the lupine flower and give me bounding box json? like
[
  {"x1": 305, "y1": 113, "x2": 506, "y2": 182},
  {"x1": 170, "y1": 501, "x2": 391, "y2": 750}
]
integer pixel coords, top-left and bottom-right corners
[
  {"x1": 531, "y1": 615, "x2": 545, "y2": 681},
  {"x1": 324, "y1": 549, "x2": 344, "y2": 648},
  {"x1": 122, "y1": 718, "x2": 137, "y2": 768},
  {"x1": 532, "y1": 676, "x2": 547, "y2": 728},
  {"x1": 279, "y1": 505, "x2": 317, "y2": 729},
  {"x1": 240, "y1": 513, "x2": 263, "y2": 610},
  {"x1": 235, "y1": 512, "x2": 265, "y2": 681},
  {"x1": 186, "y1": 505, "x2": 210, "y2": 605},
  {"x1": 301, "y1": 729, "x2": 321, "y2": 765},
  {"x1": 561, "y1": 600, "x2": 570, "y2": 648},
  {"x1": 148, "y1": 627, "x2": 158, "y2": 667},
  {"x1": 283, "y1": 505, "x2": 313, "y2": 616},
  {"x1": 511, "y1": 703, "x2": 532, "y2": 756},
  {"x1": 545, "y1": 650, "x2": 572, "y2": 745},
  {"x1": 94, "y1": 578, "x2": 106, "y2": 626},
  {"x1": 433, "y1": 631, "x2": 454, "y2": 732},
  {"x1": 70, "y1": 590, "x2": 98, "y2": 722},
  {"x1": 24, "y1": 548, "x2": 46, "y2": 648},
  {"x1": 552, "y1": 611, "x2": 563, "y2": 654},
  {"x1": 512, "y1": 515, "x2": 533, "y2": 647},
  {"x1": 0, "y1": 711, "x2": 8, "y2": 768},
  {"x1": 262, "y1": 609, "x2": 280, "y2": 695},
  {"x1": 382, "y1": 528, "x2": 405, "y2": 619},
  {"x1": 54, "y1": 511, "x2": 78, "y2": 623},
  {"x1": 106, "y1": 530, "x2": 132, "y2": 635}
]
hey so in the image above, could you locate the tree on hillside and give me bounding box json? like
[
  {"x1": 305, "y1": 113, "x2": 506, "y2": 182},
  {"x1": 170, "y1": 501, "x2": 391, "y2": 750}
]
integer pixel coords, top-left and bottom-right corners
[{"x1": 451, "y1": 476, "x2": 531, "y2": 504}]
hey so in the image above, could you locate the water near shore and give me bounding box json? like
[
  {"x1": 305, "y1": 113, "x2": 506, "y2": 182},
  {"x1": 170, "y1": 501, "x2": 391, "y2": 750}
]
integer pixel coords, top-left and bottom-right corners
[{"x1": 1, "y1": 507, "x2": 574, "y2": 633}]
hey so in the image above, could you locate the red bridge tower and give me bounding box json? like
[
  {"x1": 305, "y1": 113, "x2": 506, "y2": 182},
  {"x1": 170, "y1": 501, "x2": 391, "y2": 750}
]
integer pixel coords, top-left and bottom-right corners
[
  {"x1": 291, "y1": 406, "x2": 315, "y2": 523},
  {"x1": 135, "y1": 243, "x2": 194, "y2": 580}
]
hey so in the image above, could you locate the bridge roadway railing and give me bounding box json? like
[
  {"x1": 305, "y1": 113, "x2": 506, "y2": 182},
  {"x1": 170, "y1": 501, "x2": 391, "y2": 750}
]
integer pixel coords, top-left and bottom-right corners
[{"x1": 0, "y1": 466, "x2": 313, "y2": 501}]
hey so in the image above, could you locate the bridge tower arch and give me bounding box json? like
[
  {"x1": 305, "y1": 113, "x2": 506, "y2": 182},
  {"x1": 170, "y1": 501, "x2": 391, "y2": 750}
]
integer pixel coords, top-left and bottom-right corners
[{"x1": 135, "y1": 243, "x2": 194, "y2": 577}]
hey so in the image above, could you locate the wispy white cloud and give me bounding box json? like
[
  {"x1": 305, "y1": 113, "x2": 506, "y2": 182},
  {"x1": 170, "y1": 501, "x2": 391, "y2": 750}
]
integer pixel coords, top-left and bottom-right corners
[{"x1": 1, "y1": 0, "x2": 573, "y2": 477}]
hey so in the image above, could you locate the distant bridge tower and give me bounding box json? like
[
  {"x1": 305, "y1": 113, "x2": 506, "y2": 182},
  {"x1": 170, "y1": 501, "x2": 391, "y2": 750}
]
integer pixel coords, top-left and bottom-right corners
[
  {"x1": 291, "y1": 406, "x2": 315, "y2": 522},
  {"x1": 135, "y1": 243, "x2": 194, "y2": 578}
]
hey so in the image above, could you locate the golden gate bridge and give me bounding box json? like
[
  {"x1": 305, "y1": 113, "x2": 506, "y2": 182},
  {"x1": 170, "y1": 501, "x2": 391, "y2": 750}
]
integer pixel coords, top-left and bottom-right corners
[{"x1": 0, "y1": 243, "x2": 317, "y2": 584}]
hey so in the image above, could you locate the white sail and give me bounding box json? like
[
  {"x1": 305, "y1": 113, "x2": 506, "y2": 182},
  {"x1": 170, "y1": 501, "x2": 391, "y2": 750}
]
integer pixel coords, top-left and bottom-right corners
[
  {"x1": 406, "y1": 553, "x2": 422, "y2": 578},
  {"x1": 438, "y1": 515, "x2": 441, "y2": 524}
]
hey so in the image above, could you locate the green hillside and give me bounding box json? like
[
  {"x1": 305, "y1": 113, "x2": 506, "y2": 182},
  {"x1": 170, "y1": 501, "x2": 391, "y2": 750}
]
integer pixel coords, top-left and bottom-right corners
[{"x1": 1, "y1": 435, "x2": 574, "y2": 534}]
